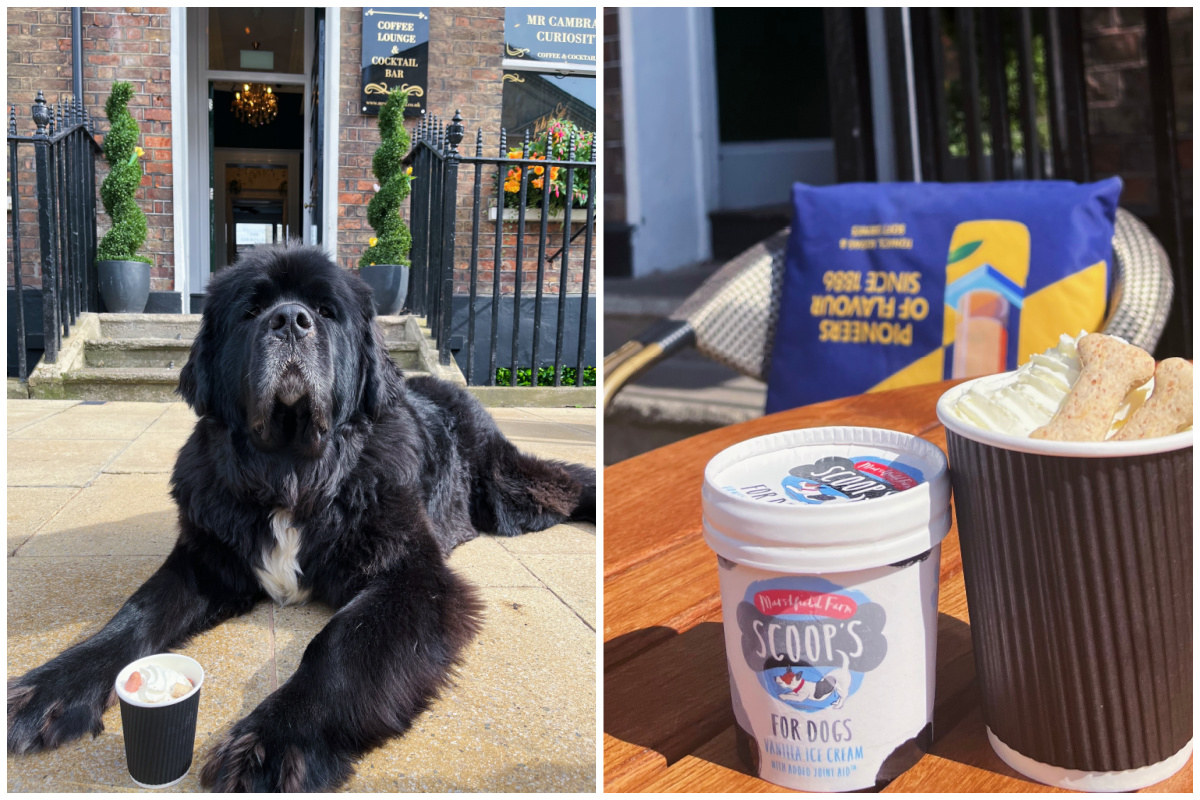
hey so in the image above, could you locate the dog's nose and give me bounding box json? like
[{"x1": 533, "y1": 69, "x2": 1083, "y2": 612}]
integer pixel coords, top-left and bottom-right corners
[{"x1": 268, "y1": 304, "x2": 313, "y2": 340}]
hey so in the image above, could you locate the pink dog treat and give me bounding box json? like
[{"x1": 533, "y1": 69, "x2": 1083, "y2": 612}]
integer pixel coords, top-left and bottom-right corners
[
  {"x1": 1030, "y1": 334, "x2": 1154, "y2": 441},
  {"x1": 1114, "y1": 358, "x2": 1193, "y2": 440},
  {"x1": 125, "y1": 671, "x2": 143, "y2": 693}
]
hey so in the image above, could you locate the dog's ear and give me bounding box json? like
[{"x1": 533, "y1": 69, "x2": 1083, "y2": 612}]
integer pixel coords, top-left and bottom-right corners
[
  {"x1": 177, "y1": 319, "x2": 211, "y2": 416},
  {"x1": 360, "y1": 319, "x2": 402, "y2": 420}
]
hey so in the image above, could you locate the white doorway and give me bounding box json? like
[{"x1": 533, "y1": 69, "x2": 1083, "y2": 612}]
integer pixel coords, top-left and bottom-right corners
[{"x1": 175, "y1": 7, "x2": 338, "y2": 311}]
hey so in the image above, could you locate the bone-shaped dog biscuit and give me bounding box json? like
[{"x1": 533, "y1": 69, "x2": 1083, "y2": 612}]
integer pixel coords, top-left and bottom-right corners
[
  {"x1": 1113, "y1": 358, "x2": 1193, "y2": 440},
  {"x1": 1030, "y1": 334, "x2": 1155, "y2": 441}
]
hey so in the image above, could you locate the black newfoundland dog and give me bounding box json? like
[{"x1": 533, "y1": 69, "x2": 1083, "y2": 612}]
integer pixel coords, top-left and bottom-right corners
[{"x1": 7, "y1": 243, "x2": 595, "y2": 791}]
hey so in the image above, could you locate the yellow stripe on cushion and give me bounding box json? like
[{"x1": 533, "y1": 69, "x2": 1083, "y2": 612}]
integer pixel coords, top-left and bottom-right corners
[
  {"x1": 869, "y1": 347, "x2": 945, "y2": 393},
  {"x1": 1016, "y1": 260, "x2": 1108, "y2": 363}
]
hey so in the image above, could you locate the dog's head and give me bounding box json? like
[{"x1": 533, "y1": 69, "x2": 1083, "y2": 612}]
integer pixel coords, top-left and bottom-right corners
[{"x1": 179, "y1": 243, "x2": 401, "y2": 454}]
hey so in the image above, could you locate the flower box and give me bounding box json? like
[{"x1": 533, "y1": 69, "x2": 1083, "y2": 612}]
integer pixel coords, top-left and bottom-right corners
[{"x1": 487, "y1": 205, "x2": 594, "y2": 224}]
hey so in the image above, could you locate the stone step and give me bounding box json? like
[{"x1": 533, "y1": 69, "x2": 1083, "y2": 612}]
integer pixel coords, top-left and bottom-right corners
[
  {"x1": 82, "y1": 337, "x2": 423, "y2": 370},
  {"x1": 60, "y1": 366, "x2": 432, "y2": 402},
  {"x1": 375, "y1": 315, "x2": 414, "y2": 343},
  {"x1": 98, "y1": 313, "x2": 202, "y2": 340},
  {"x1": 97, "y1": 314, "x2": 417, "y2": 344},
  {"x1": 61, "y1": 367, "x2": 183, "y2": 402},
  {"x1": 85, "y1": 338, "x2": 192, "y2": 369}
]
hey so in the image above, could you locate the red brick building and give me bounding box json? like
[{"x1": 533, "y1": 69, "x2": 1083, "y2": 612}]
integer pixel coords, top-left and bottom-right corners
[{"x1": 8, "y1": 7, "x2": 597, "y2": 315}]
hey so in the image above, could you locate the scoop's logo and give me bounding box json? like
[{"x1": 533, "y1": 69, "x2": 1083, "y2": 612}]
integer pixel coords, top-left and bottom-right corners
[
  {"x1": 781, "y1": 455, "x2": 923, "y2": 505},
  {"x1": 739, "y1": 578, "x2": 887, "y2": 713}
]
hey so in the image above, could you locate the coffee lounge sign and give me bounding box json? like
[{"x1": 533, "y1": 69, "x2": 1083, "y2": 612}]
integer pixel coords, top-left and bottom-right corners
[{"x1": 361, "y1": 7, "x2": 429, "y2": 117}]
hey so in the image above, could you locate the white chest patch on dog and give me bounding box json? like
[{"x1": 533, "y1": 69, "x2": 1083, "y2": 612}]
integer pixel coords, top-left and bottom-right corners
[{"x1": 255, "y1": 509, "x2": 311, "y2": 606}]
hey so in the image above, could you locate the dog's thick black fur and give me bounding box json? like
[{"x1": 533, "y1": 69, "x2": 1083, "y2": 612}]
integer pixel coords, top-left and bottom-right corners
[{"x1": 7, "y1": 243, "x2": 595, "y2": 791}]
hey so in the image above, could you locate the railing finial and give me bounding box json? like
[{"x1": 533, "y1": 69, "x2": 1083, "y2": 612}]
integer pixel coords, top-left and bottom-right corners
[
  {"x1": 8, "y1": 105, "x2": 16, "y2": 137},
  {"x1": 447, "y1": 110, "x2": 464, "y2": 154},
  {"x1": 474, "y1": 128, "x2": 483, "y2": 157},
  {"x1": 32, "y1": 91, "x2": 49, "y2": 134}
]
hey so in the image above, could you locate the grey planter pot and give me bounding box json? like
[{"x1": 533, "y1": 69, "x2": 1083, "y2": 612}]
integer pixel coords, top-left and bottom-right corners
[
  {"x1": 358, "y1": 264, "x2": 409, "y2": 316},
  {"x1": 98, "y1": 260, "x2": 151, "y2": 313}
]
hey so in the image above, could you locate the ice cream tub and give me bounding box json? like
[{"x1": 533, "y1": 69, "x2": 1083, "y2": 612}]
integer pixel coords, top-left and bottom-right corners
[
  {"x1": 702, "y1": 427, "x2": 951, "y2": 791},
  {"x1": 938, "y1": 378, "x2": 1193, "y2": 791},
  {"x1": 115, "y1": 653, "x2": 204, "y2": 789}
]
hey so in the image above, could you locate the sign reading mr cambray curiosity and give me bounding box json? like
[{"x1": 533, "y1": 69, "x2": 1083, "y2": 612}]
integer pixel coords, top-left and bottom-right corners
[
  {"x1": 361, "y1": 8, "x2": 429, "y2": 117},
  {"x1": 504, "y1": 8, "x2": 597, "y2": 71}
]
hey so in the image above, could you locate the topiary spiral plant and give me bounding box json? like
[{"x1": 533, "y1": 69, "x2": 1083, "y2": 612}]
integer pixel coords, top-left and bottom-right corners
[
  {"x1": 97, "y1": 82, "x2": 151, "y2": 264},
  {"x1": 360, "y1": 89, "x2": 412, "y2": 268}
]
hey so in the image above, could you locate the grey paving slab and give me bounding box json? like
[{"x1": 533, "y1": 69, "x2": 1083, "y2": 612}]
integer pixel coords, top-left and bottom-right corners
[
  {"x1": 105, "y1": 427, "x2": 192, "y2": 474},
  {"x1": 495, "y1": 521, "x2": 596, "y2": 555},
  {"x1": 6, "y1": 399, "x2": 80, "y2": 433},
  {"x1": 517, "y1": 554, "x2": 597, "y2": 629},
  {"x1": 512, "y1": 441, "x2": 597, "y2": 468},
  {"x1": 6, "y1": 402, "x2": 597, "y2": 793},
  {"x1": 447, "y1": 534, "x2": 543, "y2": 587},
  {"x1": 272, "y1": 602, "x2": 335, "y2": 687},
  {"x1": 486, "y1": 407, "x2": 542, "y2": 421},
  {"x1": 7, "y1": 437, "x2": 129, "y2": 487},
  {"x1": 7, "y1": 553, "x2": 278, "y2": 791},
  {"x1": 341, "y1": 586, "x2": 596, "y2": 792},
  {"x1": 494, "y1": 417, "x2": 595, "y2": 444},
  {"x1": 17, "y1": 473, "x2": 179, "y2": 557},
  {"x1": 7, "y1": 486, "x2": 79, "y2": 555},
  {"x1": 7, "y1": 556, "x2": 164, "y2": 678},
  {"x1": 524, "y1": 407, "x2": 598, "y2": 435},
  {"x1": 9, "y1": 401, "x2": 167, "y2": 440}
]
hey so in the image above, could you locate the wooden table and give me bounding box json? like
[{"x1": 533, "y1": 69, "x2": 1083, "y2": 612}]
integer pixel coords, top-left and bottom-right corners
[{"x1": 604, "y1": 380, "x2": 1192, "y2": 793}]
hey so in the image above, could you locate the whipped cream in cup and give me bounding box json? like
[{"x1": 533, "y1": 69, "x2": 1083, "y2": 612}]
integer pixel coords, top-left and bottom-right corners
[
  {"x1": 946, "y1": 331, "x2": 1155, "y2": 439},
  {"x1": 115, "y1": 653, "x2": 204, "y2": 789},
  {"x1": 703, "y1": 427, "x2": 951, "y2": 791}
]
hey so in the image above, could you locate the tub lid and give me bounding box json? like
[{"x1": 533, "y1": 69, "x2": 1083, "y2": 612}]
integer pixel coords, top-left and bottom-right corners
[{"x1": 702, "y1": 427, "x2": 951, "y2": 573}]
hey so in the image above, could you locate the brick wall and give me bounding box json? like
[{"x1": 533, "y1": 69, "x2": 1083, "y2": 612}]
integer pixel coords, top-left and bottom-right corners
[
  {"x1": 1083, "y1": 7, "x2": 1193, "y2": 216},
  {"x1": 7, "y1": 7, "x2": 174, "y2": 290},
  {"x1": 337, "y1": 7, "x2": 596, "y2": 298}
]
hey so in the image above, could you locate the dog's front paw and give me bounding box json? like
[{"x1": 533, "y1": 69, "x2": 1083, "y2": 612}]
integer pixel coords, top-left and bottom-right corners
[
  {"x1": 7, "y1": 673, "x2": 110, "y2": 754},
  {"x1": 200, "y1": 714, "x2": 351, "y2": 792}
]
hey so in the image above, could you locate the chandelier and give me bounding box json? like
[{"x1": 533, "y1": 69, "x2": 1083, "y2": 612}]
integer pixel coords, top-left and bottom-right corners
[{"x1": 231, "y1": 83, "x2": 278, "y2": 127}]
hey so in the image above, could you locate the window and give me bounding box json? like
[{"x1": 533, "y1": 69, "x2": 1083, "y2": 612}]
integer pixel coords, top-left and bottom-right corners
[{"x1": 209, "y1": 9, "x2": 305, "y2": 74}]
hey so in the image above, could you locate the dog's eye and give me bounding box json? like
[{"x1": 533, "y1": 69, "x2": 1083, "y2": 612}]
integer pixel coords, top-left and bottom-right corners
[
  {"x1": 245, "y1": 305, "x2": 261, "y2": 320},
  {"x1": 318, "y1": 306, "x2": 334, "y2": 319}
]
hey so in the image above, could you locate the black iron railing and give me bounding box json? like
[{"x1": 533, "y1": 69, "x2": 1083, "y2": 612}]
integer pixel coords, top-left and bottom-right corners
[
  {"x1": 407, "y1": 110, "x2": 596, "y2": 386},
  {"x1": 825, "y1": 8, "x2": 1190, "y2": 358},
  {"x1": 7, "y1": 90, "x2": 101, "y2": 379}
]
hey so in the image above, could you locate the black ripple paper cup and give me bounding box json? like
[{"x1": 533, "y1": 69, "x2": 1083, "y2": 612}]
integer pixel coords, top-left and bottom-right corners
[
  {"x1": 936, "y1": 381, "x2": 1192, "y2": 791},
  {"x1": 114, "y1": 654, "x2": 204, "y2": 789}
]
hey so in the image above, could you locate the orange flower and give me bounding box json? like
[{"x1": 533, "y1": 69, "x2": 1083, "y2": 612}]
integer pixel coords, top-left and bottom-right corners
[
  {"x1": 531, "y1": 177, "x2": 543, "y2": 189},
  {"x1": 504, "y1": 180, "x2": 520, "y2": 193},
  {"x1": 533, "y1": 165, "x2": 544, "y2": 176},
  {"x1": 549, "y1": 166, "x2": 560, "y2": 181}
]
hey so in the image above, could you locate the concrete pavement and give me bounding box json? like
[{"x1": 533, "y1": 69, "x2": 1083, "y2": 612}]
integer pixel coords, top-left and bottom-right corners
[{"x1": 7, "y1": 399, "x2": 596, "y2": 792}]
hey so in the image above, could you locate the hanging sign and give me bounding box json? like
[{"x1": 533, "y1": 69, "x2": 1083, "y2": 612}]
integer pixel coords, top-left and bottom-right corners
[
  {"x1": 504, "y1": 8, "x2": 598, "y2": 72},
  {"x1": 361, "y1": 7, "x2": 429, "y2": 116}
]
